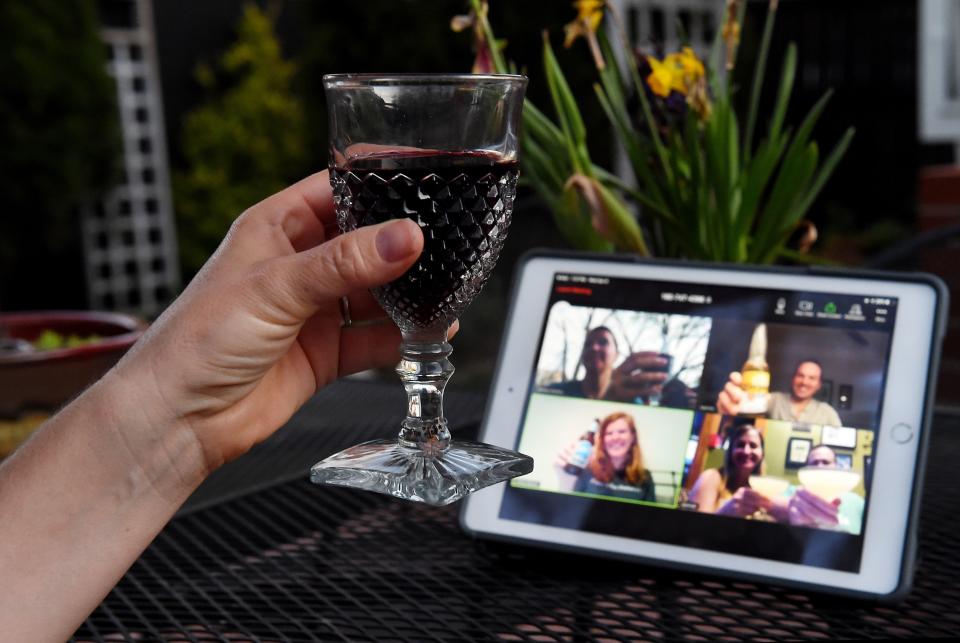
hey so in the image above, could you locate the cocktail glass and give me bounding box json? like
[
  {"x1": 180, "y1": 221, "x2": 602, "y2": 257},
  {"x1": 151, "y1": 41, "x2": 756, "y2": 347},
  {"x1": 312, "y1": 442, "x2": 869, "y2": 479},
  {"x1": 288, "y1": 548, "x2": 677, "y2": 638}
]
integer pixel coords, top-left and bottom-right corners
[
  {"x1": 797, "y1": 466, "x2": 861, "y2": 502},
  {"x1": 748, "y1": 475, "x2": 790, "y2": 520},
  {"x1": 749, "y1": 474, "x2": 790, "y2": 499},
  {"x1": 310, "y1": 74, "x2": 533, "y2": 506}
]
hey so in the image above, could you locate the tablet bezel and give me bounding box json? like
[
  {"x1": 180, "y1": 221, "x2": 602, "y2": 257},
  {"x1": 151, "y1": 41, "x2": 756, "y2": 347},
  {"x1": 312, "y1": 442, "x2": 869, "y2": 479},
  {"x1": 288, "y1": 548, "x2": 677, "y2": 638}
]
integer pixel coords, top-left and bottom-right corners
[{"x1": 461, "y1": 251, "x2": 945, "y2": 599}]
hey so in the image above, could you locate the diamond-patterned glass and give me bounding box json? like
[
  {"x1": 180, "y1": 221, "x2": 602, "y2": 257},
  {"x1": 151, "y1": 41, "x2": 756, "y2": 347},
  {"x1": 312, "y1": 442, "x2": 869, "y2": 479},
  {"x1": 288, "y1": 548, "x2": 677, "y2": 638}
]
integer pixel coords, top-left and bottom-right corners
[{"x1": 330, "y1": 165, "x2": 519, "y2": 330}]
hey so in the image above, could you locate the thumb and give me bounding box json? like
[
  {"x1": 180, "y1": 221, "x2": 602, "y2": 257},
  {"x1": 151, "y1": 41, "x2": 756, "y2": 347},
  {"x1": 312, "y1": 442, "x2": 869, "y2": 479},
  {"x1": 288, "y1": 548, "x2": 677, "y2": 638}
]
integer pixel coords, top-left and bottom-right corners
[{"x1": 254, "y1": 219, "x2": 423, "y2": 320}]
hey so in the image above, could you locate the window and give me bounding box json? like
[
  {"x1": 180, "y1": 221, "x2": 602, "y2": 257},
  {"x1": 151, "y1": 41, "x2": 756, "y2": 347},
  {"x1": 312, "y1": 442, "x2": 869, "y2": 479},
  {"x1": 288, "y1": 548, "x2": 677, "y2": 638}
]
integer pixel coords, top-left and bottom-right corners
[{"x1": 920, "y1": 0, "x2": 960, "y2": 141}]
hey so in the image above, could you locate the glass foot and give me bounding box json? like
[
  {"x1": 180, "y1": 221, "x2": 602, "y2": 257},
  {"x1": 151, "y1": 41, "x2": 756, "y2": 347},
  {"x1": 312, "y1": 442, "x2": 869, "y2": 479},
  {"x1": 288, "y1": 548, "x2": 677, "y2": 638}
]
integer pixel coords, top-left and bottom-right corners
[{"x1": 310, "y1": 439, "x2": 534, "y2": 506}]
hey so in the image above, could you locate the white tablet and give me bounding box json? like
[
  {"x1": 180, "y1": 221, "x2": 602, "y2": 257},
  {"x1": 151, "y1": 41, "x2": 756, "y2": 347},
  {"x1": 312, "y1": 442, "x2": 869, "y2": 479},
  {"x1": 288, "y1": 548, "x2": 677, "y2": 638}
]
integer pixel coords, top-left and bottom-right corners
[{"x1": 461, "y1": 251, "x2": 947, "y2": 600}]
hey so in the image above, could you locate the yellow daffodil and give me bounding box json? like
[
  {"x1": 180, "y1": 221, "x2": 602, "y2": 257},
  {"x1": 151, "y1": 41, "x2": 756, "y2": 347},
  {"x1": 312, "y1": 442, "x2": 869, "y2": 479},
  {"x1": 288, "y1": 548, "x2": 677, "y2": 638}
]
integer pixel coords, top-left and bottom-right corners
[
  {"x1": 646, "y1": 47, "x2": 705, "y2": 96},
  {"x1": 646, "y1": 46, "x2": 712, "y2": 119},
  {"x1": 671, "y1": 47, "x2": 705, "y2": 79},
  {"x1": 563, "y1": 0, "x2": 606, "y2": 70},
  {"x1": 645, "y1": 56, "x2": 679, "y2": 97}
]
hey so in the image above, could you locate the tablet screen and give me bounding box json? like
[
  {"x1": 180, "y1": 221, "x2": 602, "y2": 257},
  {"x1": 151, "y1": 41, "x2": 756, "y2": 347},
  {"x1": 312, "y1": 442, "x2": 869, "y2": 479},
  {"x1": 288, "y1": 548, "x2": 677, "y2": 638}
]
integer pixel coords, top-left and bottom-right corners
[{"x1": 499, "y1": 271, "x2": 899, "y2": 573}]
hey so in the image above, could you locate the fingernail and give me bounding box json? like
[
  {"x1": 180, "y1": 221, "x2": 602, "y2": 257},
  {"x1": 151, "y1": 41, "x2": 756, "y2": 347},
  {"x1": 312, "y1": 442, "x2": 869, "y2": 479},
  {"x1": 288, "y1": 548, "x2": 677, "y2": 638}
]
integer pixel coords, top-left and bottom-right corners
[{"x1": 376, "y1": 220, "x2": 417, "y2": 262}]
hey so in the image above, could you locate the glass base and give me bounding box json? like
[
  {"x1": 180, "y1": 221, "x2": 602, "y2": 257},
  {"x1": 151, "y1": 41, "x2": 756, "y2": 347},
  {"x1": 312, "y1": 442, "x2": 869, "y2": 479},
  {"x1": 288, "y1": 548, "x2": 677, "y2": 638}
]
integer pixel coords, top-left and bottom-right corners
[{"x1": 310, "y1": 439, "x2": 534, "y2": 506}]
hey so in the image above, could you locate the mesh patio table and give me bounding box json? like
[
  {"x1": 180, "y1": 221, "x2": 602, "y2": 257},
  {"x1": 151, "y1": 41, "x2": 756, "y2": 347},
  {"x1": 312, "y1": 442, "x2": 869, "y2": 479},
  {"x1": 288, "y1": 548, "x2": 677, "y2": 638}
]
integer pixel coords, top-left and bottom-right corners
[{"x1": 74, "y1": 380, "x2": 960, "y2": 641}]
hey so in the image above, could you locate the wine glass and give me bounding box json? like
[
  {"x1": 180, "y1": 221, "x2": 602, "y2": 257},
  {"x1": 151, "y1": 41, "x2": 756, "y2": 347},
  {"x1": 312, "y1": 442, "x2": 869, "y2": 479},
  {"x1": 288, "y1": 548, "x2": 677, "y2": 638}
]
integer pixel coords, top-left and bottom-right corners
[{"x1": 310, "y1": 74, "x2": 533, "y2": 506}]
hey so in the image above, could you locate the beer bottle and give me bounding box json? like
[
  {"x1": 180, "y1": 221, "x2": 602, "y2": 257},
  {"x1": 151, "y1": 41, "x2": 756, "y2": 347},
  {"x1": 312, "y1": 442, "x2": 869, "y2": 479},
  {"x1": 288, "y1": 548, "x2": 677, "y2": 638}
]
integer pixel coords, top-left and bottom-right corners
[
  {"x1": 564, "y1": 419, "x2": 599, "y2": 475},
  {"x1": 739, "y1": 323, "x2": 770, "y2": 415}
]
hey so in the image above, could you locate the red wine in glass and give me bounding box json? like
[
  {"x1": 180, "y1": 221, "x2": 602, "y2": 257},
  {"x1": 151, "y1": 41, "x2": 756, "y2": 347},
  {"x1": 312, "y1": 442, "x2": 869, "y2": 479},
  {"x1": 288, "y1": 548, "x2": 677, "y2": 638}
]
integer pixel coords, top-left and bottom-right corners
[
  {"x1": 312, "y1": 73, "x2": 531, "y2": 506},
  {"x1": 330, "y1": 149, "x2": 519, "y2": 330}
]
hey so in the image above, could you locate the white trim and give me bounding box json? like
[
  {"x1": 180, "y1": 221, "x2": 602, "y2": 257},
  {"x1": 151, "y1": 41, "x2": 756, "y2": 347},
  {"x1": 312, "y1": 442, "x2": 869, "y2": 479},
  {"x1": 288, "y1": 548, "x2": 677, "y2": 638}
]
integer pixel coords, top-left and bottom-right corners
[{"x1": 919, "y1": 0, "x2": 960, "y2": 146}]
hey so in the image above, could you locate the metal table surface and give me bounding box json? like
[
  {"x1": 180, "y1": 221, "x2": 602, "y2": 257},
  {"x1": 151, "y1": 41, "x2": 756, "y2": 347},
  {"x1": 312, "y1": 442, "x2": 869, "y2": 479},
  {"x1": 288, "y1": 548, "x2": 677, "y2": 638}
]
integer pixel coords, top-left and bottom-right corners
[{"x1": 74, "y1": 380, "x2": 960, "y2": 641}]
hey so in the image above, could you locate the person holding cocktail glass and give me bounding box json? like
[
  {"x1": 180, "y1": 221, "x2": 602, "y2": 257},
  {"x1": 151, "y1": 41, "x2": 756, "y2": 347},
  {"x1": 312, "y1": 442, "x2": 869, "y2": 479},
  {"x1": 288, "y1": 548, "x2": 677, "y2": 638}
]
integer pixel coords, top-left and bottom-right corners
[
  {"x1": 772, "y1": 445, "x2": 865, "y2": 534},
  {"x1": 688, "y1": 424, "x2": 772, "y2": 517}
]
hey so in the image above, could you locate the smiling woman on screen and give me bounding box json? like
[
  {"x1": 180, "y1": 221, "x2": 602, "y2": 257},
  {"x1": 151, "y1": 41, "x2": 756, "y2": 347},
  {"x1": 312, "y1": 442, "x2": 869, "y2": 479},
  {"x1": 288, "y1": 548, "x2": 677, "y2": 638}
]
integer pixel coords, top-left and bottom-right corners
[
  {"x1": 688, "y1": 423, "x2": 772, "y2": 517},
  {"x1": 573, "y1": 412, "x2": 656, "y2": 502}
]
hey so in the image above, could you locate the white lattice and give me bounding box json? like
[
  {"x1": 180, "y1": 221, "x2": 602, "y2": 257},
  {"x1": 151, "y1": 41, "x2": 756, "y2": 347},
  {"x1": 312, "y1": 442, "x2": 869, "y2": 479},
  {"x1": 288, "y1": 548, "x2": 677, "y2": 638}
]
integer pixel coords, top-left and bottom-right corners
[
  {"x1": 81, "y1": 0, "x2": 179, "y2": 317},
  {"x1": 611, "y1": 0, "x2": 724, "y2": 55},
  {"x1": 608, "y1": 0, "x2": 726, "y2": 181}
]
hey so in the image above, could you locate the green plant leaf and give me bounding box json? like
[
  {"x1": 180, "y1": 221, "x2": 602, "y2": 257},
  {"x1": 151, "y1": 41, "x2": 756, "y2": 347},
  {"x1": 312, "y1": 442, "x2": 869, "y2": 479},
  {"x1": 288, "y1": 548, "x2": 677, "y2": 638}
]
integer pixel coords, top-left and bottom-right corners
[
  {"x1": 734, "y1": 130, "x2": 789, "y2": 256},
  {"x1": 595, "y1": 180, "x2": 650, "y2": 255},
  {"x1": 751, "y1": 141, "x2": 820, "y2": 262},
  {"x1": 597, "y1": 29, "x2": 628, "y2": 112},
  {"x1": 786, "y1": 126, "x2": 856, "y2": 231},
  {"x1": 523, "y1": 100, "x2": 566, "y2": 150},
  {"x1": 612, "y1": 32, "x2": 673, "y2": 185},
  {"x1": 592, "y1": 83, "x2": 675, "y2": 216},
  {"x1": 704, "y1": 96, "x2": 736, "y2": 258},
  {"x1": 542, "y1": 35, "x2": 586, "y2": 147},
  {"x1": 544, "y1": 37, "x2": 596, "y2": 176},
  {"x1": 556, "y1": 182, "x2": 615, "y2": 251},
  {"x1": 743, "y1": 0, "x2": 779, "y2": 161},
  {"x1": 785, "y1": 88, "x2": 834, "y2": 160},
  {"x1": 739, "y1": 90, "x2": 833, "y2": 262},
  {"x1": 523, "y1": 136, "x2": 567, "y2": 191},
  {"x1": 767, "y1": 43, "x2": 797, "y2": 146}
]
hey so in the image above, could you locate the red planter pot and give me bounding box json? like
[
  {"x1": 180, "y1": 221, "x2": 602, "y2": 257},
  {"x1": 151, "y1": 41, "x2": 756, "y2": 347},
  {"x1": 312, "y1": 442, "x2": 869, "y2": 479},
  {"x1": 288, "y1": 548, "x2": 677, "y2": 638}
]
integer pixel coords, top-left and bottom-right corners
[{"x1": 0, "y1": 311, "x2": 146, "y2": 456}]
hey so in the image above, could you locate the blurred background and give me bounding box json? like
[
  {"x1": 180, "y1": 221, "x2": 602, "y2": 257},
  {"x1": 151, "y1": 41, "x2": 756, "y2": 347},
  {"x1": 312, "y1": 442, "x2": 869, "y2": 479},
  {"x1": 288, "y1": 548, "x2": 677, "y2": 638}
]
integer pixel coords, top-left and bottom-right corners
[{"x1": 1, "y1": 0, "x2": 958, "y2": 394}]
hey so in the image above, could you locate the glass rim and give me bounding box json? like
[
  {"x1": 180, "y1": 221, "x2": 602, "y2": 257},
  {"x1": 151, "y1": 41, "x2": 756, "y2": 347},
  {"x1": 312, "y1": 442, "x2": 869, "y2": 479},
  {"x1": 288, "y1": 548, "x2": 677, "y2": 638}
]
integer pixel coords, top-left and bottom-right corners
[
  {"x1": 797, "y1": 465, "x2": 859, "y2": 474},
  {"x1": 323, "y1": 72, "x2": 528, "y2": 88}
]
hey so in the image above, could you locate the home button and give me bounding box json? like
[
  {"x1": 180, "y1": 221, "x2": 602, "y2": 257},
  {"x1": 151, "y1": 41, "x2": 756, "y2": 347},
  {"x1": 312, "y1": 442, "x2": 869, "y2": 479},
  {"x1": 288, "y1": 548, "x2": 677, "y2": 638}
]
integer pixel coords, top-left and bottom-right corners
[{"x1": 891, "y1": 423, "x2": 914, "y2": 444}]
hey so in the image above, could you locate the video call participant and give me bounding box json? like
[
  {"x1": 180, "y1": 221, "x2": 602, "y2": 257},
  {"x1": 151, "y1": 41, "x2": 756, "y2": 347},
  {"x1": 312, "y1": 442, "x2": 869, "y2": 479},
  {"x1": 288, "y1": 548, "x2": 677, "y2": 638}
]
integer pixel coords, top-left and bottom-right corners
[
  {"x1": 716, "y1": 359, "x2": 842, "y2": 426},
  {"x1": 774, "y1": 445, "x2": 865, "y2": 534},
  {"x1": 545, "y1": 326, "x2": 670, "y2": 404},
  {"x1": 687, "y1": 424, "x2": 771, "y2": 517},
  {"x1": 559, "y1": 412, "x2": 656, "y2": 502}
]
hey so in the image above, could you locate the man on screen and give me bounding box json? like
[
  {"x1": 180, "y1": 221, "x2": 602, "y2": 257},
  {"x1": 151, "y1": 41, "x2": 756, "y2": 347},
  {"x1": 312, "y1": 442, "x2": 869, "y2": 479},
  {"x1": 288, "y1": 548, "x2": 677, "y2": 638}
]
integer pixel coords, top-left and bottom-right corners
[
  {"x1": 775, "y1": 445, "x2": 865, "y2": 535},
  {"x1": 716, "y1": 359, "x2": 842, "y2": 426}
]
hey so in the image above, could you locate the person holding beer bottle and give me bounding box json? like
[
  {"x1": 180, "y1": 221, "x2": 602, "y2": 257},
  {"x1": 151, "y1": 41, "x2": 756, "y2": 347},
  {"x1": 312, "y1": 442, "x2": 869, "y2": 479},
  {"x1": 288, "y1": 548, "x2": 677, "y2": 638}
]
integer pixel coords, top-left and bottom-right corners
[{"x1": 556, "y1": 412, "x2": 656, "y2": 502}]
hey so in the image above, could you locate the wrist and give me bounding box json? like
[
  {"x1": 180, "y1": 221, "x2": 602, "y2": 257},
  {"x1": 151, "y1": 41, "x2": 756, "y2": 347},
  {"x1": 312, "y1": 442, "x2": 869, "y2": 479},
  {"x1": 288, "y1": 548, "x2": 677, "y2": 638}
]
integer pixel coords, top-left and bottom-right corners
[{"x1": 89, "y1": 367, "x2": 211, "y2": 503}]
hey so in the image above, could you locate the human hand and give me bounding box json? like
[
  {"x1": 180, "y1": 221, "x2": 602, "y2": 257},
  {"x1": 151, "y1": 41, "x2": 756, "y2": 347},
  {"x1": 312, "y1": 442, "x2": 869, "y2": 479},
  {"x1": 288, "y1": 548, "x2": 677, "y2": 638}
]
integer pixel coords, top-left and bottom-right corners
[
  {"x1": 716, "y1": 371, "x2": 745, "y2": 415},
  {"x1": 716, "y1": 486, "x2": 771, "y2": 517},
  {"x1": 109, "y1": 171, "x2": 424, "y2": 472},
  {"x1": 787, "y1": 488, "x2": 840, "y2": 529},
  {"x1": 606, "y1": 352, "x2": 669, "y2": 402},
  {"x1": 554, "y1": 441, "x2": 577, "y2": 470},
  {"x1": 661, "y1": 378, "x2": 698, "y2": 408}
]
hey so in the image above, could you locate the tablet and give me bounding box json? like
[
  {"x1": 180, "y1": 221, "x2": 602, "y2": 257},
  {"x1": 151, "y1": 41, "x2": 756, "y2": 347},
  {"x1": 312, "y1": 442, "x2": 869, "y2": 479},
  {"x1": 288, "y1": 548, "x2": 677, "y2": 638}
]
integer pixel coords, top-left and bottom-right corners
[{"x1": 461, "y1": 251, "x2": 947, "y2": 599}]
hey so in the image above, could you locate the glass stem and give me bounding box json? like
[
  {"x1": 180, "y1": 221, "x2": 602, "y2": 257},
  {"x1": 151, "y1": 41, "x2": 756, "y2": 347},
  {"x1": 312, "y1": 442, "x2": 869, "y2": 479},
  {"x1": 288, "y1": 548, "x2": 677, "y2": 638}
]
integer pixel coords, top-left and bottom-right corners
[{"x1": 396, "y1": 326, "x2": 454, "y2": 456}]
